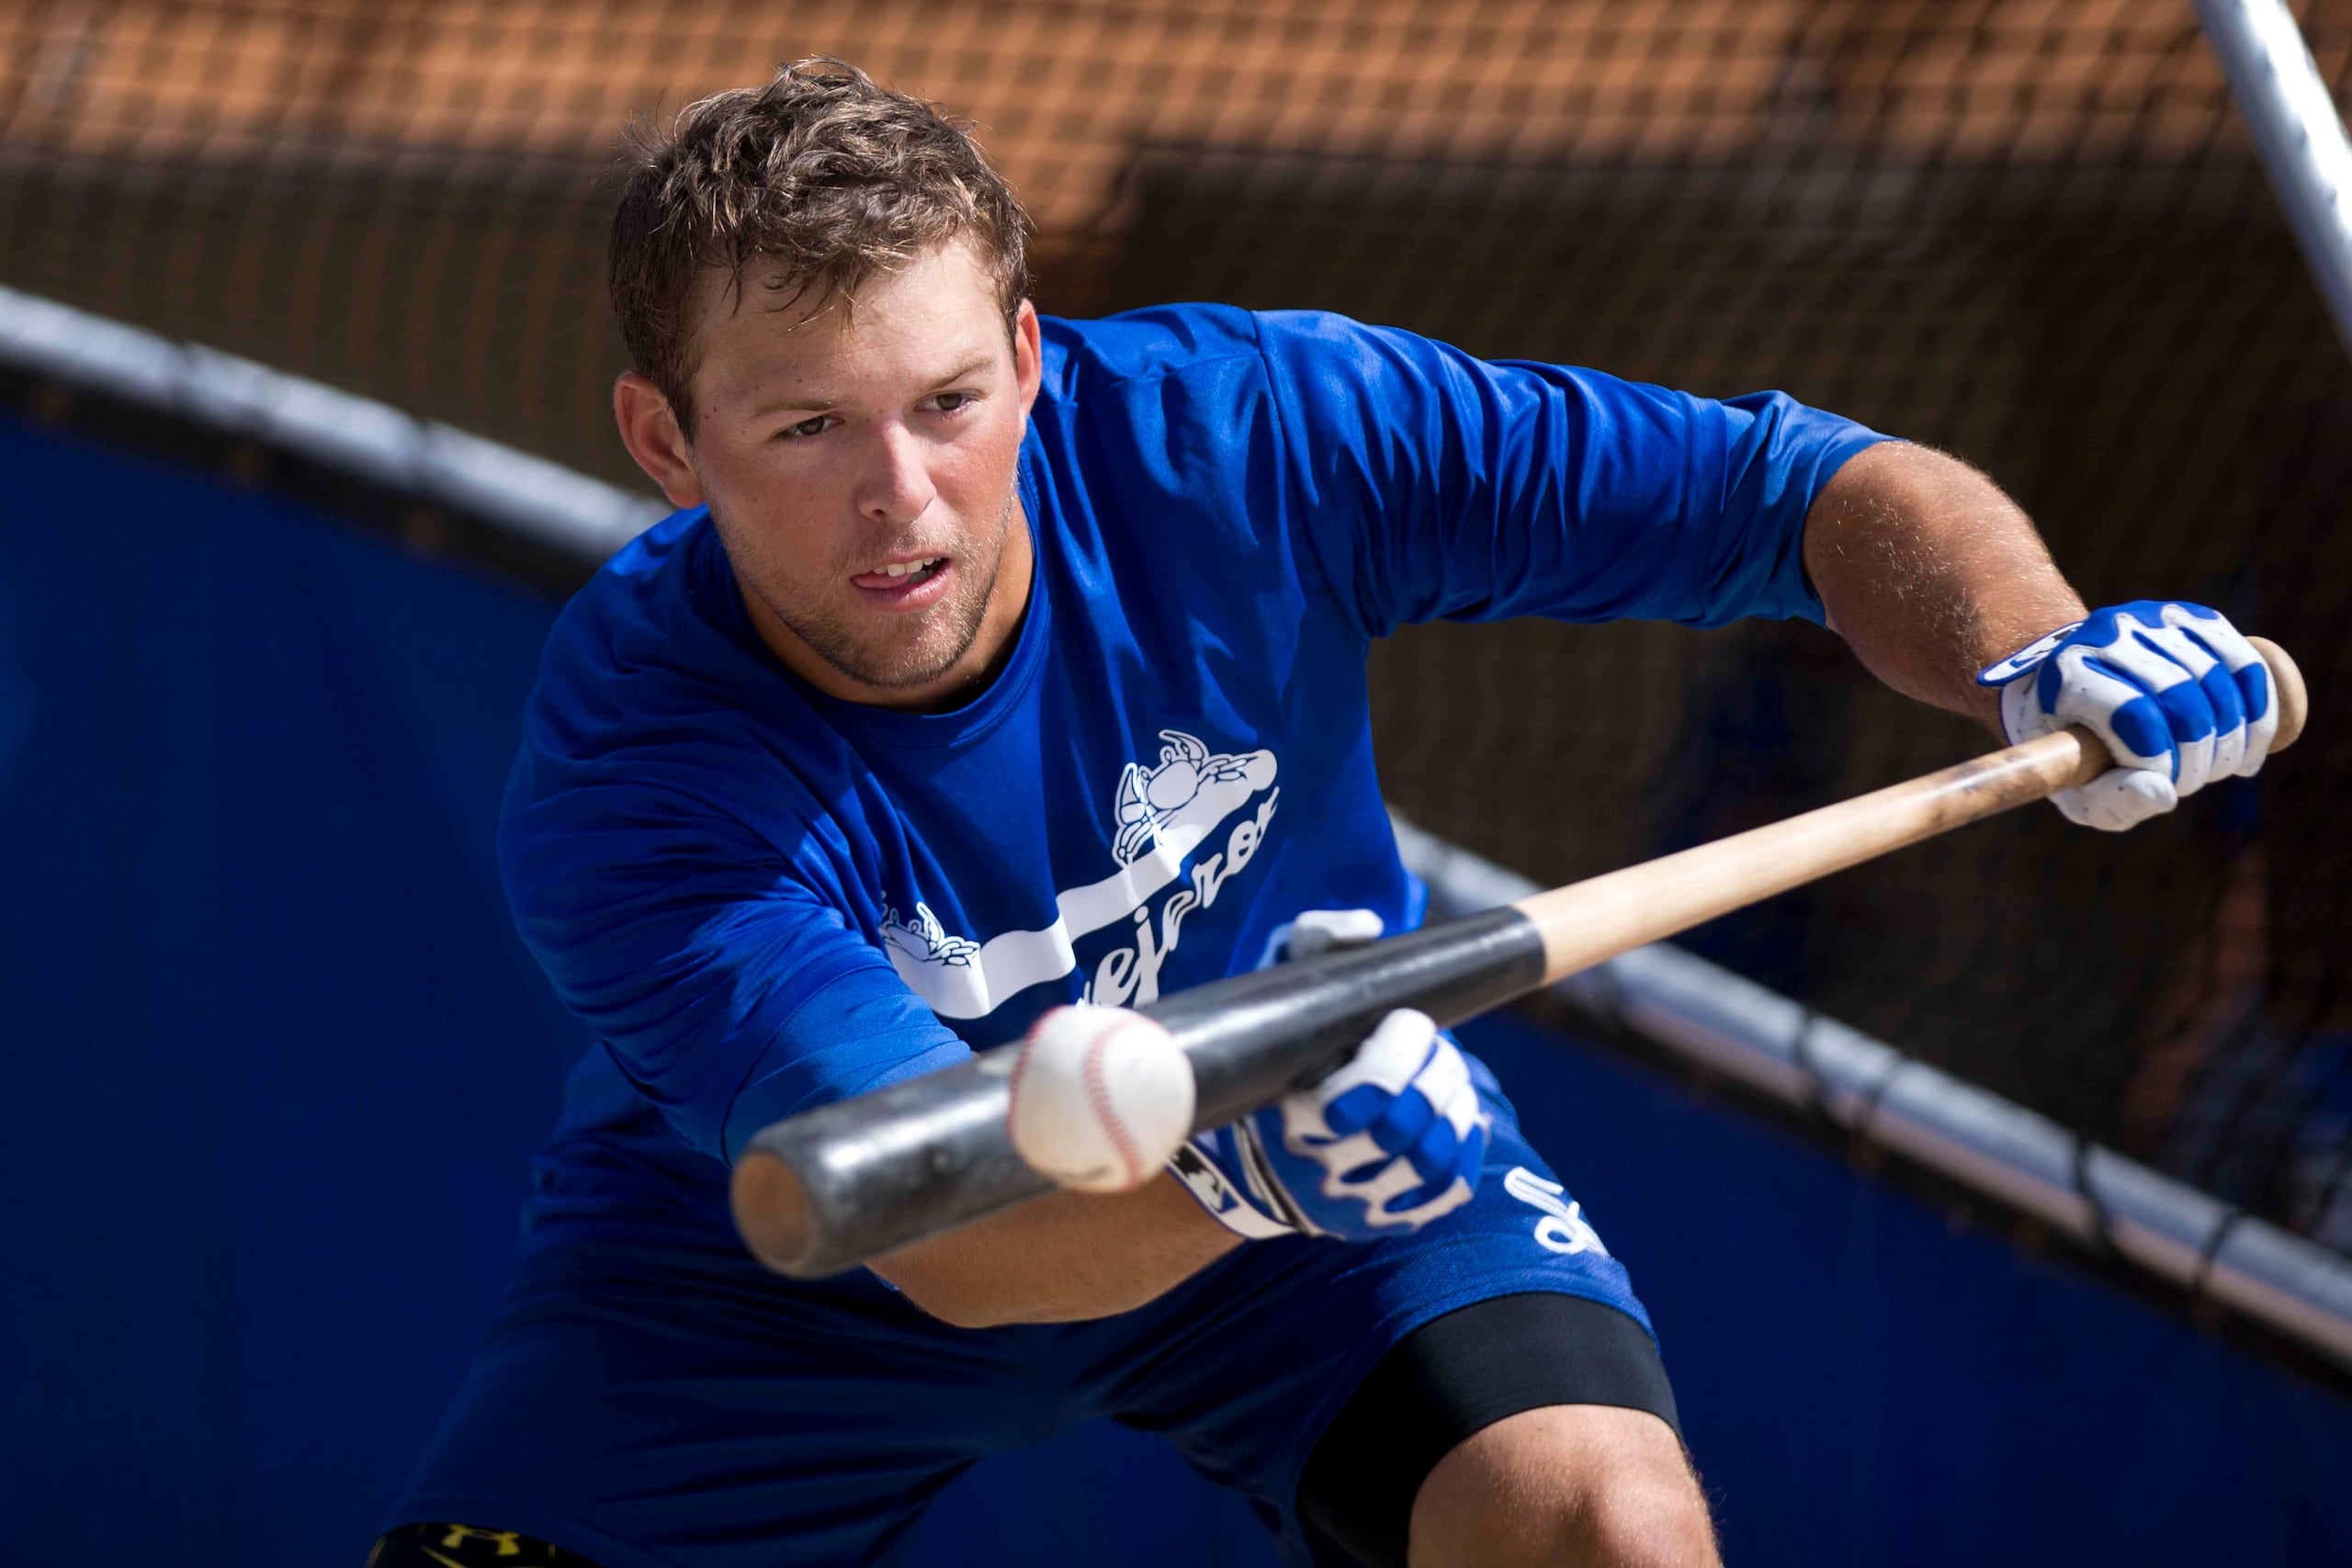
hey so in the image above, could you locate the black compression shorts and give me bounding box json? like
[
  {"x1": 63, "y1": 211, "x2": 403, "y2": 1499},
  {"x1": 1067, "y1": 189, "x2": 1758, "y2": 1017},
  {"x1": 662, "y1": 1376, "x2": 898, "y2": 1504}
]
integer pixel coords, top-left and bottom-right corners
[{"x1": 1295, "y1": 1292, "x2": 1682, "y2": 1568}]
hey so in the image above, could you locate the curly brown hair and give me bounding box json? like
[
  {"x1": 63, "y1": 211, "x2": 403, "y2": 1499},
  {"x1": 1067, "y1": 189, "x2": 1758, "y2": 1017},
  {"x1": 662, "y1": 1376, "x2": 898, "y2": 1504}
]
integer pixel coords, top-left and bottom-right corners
[{"x1": 608, "y1": 58, "x2": 1032, "y2": 439}]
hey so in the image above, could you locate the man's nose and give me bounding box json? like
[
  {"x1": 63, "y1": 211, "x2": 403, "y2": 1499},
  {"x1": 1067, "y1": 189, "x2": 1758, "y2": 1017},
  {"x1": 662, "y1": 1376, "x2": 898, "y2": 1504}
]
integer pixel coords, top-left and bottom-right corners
[{"x1": 855, "y1": 423, "x2": 936, "y2": 527}]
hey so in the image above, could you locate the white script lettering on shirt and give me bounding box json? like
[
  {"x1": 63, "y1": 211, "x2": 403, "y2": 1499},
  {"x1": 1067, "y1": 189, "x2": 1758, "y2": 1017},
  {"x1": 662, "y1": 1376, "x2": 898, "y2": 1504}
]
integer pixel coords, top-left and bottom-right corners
[
  {"x1": 1086, "y1": 788, "x2": 1281, "y2": 1008},
  {"x1": 876, "y1": 731, "x2": 1281, "y2": 1021}
]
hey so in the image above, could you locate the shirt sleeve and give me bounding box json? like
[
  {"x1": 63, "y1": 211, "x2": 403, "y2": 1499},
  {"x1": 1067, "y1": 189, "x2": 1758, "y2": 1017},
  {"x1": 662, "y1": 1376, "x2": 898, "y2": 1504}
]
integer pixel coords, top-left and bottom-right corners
[
  {"x1": 1250, "y1": 310, "x2": 1892, "y2": 639},
  {"x1": 499, "y1": 774, "x2": 971, "y2": 1165}
]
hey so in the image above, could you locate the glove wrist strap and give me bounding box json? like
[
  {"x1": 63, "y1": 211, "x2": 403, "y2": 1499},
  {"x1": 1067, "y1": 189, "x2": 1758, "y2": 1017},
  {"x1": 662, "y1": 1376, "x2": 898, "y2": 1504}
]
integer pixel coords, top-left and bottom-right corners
[{"x1": 1168, "y1": 1134, "x2": 1300, "y2": 1240}]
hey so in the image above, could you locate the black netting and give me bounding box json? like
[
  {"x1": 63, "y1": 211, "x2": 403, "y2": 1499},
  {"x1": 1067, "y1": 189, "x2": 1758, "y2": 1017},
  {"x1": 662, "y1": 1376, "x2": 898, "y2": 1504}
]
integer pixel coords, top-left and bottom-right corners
[{"x1": 5, "y1": 0, "x2": 2346, "y2": 1245}]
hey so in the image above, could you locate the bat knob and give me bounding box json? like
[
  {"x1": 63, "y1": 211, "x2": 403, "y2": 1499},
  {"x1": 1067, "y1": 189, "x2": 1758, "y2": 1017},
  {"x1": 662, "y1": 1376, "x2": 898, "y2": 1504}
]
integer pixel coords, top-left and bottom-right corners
[
  {"x1": 2248, "y1": 637, "x2": 2307, "y2": 752},
  {"x1": 731, "y1": 1150, "x2": 818, "y2": 1276}
]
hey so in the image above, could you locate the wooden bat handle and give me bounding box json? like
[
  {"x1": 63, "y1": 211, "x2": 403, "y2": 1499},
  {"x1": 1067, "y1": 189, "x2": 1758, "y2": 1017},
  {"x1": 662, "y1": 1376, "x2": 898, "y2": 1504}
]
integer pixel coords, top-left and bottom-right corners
[{"x1": 1518, "y1": 637, "x2": 2308, "y2": 985}]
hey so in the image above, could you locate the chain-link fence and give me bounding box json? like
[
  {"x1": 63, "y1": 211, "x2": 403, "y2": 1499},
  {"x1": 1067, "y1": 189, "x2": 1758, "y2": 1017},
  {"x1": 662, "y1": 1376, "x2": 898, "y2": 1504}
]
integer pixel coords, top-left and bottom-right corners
[{"x1": 5, "y1": 0, "x2": 2346, "y2": 1246}]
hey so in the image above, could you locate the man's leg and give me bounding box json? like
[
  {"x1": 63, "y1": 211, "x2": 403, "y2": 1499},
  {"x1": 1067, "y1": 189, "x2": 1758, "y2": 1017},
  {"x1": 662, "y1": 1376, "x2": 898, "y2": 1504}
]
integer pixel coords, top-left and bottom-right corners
[
  {"x1": 1295, "y1": 1292, "x2": 1698, "y2": 1568},
  {"x1": 1103, "y1": 1057, "x2": 1692, "y2": 1567},
  {"x1": 1408, "y1": 1405, "x2": 1716, "y2": 1568}
]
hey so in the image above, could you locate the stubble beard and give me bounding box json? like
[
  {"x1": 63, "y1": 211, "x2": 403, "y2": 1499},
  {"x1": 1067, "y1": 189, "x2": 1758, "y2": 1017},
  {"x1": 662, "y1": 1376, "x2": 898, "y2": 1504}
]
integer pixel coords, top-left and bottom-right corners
[{"x1": 726, "y1": 482, "x2": 1015, "y2": 694}]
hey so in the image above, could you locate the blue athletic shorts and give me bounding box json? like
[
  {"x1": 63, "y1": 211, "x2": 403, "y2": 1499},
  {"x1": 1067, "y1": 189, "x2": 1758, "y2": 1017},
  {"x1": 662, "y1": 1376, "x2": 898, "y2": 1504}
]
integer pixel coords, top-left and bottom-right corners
[{"x1": 390, "y1": 1059, "x2": 1655, "y2": 1568}]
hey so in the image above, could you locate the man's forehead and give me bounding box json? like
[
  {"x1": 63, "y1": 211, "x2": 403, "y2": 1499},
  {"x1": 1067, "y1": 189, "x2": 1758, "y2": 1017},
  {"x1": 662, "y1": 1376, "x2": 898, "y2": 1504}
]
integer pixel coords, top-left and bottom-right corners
[{"x1": 692, "y1": 243, "x2": 1002, "y2": 402}]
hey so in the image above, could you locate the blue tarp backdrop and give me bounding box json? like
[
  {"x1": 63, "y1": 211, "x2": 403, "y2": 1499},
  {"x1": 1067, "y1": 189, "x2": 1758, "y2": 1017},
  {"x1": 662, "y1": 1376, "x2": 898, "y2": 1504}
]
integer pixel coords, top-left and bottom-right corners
[{"x1": 4, "y1": 412, "x2": 2348, "y2": 1564}]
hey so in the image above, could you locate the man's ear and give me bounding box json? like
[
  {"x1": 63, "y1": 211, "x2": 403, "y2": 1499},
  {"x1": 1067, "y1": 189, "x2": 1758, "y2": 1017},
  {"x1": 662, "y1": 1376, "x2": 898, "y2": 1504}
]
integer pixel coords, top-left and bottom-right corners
[
  {"x1": 614, "y1": 372, "x2": 705, "y2": 510},
  {"x1": 1013, "y1": 299, "x2": 1043, "y2": 420}
]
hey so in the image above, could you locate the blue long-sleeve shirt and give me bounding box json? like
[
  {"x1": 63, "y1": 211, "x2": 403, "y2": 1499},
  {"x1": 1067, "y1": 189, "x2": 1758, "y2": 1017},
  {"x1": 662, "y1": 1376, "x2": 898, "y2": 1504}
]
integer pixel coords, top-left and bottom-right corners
[{"x1": 499, "y1": 304, "x2": 1885, "y2": 1226}]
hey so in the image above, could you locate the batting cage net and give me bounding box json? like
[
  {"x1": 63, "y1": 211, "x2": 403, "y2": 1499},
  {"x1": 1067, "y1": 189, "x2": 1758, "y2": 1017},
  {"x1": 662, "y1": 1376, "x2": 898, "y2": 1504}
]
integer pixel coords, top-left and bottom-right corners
[{"x1": 5, "y1": 1, "x2": 2346, "y2": 1249}]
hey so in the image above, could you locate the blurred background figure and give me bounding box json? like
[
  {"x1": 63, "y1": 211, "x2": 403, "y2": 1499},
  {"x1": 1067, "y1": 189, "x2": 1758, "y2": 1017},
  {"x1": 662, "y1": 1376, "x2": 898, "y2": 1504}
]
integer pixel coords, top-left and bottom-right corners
[{"x1": 1, "y1": 4, "x2": 2347, "y2": 1564}]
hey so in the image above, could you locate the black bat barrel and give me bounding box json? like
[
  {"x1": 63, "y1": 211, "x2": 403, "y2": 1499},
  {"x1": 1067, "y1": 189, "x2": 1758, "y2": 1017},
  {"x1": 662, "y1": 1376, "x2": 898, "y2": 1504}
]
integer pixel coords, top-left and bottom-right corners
[{"x1": 734, "y1": 906, "x2": 1547, "y2": 1278}]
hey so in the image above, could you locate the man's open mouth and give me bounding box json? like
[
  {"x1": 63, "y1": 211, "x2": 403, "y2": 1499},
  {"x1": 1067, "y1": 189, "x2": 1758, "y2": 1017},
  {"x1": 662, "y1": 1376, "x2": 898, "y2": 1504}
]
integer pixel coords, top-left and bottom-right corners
[{"x1": 850, "y1": 556, "x2": 951, "y2": 604}]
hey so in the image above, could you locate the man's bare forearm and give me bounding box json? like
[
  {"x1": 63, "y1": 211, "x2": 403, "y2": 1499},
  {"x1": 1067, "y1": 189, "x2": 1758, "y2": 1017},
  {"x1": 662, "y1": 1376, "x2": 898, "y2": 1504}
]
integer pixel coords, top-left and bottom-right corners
[
  {"x1": 1803, "y1": 441, "x2": 2086, "y2": 737},
  {"x1": 854, "y1": 1172, "x2": 1240, "y2": 1327}
]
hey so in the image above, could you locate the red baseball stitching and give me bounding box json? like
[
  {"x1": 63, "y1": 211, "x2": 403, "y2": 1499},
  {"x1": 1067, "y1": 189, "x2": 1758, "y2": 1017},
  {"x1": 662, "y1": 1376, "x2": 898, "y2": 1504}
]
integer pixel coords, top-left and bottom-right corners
[{"x1": 1085, "y1": 1021, "x2": 1150, "y2": 1189}]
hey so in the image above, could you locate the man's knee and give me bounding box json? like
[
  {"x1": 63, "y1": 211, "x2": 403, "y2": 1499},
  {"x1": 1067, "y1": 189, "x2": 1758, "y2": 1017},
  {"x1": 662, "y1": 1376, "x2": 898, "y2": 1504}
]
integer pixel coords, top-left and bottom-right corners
[{"x1": 1408, "y1": 1404, "x2": 1718, "y2": 1568}]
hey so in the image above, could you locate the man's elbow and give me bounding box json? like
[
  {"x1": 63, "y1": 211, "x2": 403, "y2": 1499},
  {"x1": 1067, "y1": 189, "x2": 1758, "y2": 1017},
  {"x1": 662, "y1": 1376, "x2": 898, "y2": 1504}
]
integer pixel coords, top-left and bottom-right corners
[
  {"x1": 729, "y1": 1151, "x2": 1067, "y2": 1325},
  {"x1": 878, "y1": 1269, "x2": 1031, "y2": 1329},
  {"x1": 868, "y1": 1251, "x2": 1125, "y2": 1328},
  {"x1": 735, "y1": 1167, "x2": 1232, "y2": 1327}
]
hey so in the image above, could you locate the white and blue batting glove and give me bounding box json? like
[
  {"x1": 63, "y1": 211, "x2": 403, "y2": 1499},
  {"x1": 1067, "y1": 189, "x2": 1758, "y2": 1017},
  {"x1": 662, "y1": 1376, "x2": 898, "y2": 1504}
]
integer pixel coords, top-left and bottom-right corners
[
  {"x1": 1168, "y1": 910, "x2": 1492, "y2": 1242},
  {"x1": 1978, "y1": 601, "x2": 2278, "y2": 832}
]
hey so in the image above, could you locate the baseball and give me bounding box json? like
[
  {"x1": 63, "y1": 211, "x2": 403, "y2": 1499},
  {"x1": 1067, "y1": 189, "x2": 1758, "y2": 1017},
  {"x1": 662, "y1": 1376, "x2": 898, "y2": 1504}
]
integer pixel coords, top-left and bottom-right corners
[{"x1": 1007, "y1": 1005, "x2": 1197, "y2": 1192}]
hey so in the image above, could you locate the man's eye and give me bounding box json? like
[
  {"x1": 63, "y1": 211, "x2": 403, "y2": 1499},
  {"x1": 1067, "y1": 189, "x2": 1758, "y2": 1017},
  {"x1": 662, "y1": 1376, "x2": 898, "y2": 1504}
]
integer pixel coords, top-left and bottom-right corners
[
  {"x1": 777, "y1": 415, "x2": 833, "y2": 441},
  {"x1": 929, "y1": 391, "x2": 974, "y2": 414}
]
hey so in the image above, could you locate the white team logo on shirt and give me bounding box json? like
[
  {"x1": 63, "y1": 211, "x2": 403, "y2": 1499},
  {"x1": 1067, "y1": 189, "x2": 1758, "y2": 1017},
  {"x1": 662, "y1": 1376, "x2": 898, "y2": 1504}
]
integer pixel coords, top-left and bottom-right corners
[
  {"x1": 878, "y1": 903, "x2": 980, "y2": 970},
  {"x1": 878, "y1": 728, "x2": 1279, "y2": 1021},
  {"x1": 1114, "y1": 730, "x2": 1275, "y2": 864}
]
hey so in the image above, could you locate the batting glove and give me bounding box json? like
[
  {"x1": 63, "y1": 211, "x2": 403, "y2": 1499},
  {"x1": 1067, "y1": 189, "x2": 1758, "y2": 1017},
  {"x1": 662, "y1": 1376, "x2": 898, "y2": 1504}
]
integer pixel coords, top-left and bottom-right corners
[
  {"x1": 1978, "y1": 601, "x2": 2278, "y2": 832},
  {"x1": 1168, "y1": 910, "x2": 1491, "y2": 1242}
]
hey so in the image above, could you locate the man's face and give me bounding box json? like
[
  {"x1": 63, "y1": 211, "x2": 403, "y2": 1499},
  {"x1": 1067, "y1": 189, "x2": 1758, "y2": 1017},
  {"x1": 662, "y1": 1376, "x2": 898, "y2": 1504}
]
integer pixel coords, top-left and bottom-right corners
[{"x1": 653, "y1": 239, "x2": 1041, "y2": 709}]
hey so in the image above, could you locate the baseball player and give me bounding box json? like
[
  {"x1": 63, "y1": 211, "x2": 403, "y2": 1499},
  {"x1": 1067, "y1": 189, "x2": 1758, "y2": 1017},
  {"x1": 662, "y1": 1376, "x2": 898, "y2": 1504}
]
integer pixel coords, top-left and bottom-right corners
[{"x1": 373, "y1": 59, "x2": 2280, "y2": 1568}]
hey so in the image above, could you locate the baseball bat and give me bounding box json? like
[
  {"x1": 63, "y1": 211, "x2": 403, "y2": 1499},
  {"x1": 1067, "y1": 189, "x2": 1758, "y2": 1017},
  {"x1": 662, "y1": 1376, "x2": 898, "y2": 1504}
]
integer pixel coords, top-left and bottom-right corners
[{"x1": 733, "y1": 638, "x2": 2308, "y2": 1278}]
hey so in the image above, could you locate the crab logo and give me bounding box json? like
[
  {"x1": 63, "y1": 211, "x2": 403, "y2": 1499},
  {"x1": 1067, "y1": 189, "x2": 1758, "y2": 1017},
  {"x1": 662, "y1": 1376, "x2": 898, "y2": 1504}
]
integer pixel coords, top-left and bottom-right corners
[
  {"x1": 1114, "y1": 730, "x2": 1279, "y2": 865},
  {"x1": 879, "y1": 902, "x2": 980, "y2": 970}
]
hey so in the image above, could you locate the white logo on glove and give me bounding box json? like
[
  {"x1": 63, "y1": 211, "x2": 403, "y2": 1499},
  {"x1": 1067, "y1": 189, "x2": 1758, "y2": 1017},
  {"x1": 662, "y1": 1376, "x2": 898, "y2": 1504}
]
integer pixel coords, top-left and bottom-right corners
[{"x1": 1974, "y1": 620, "x2": 2081, "y2": 686}]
